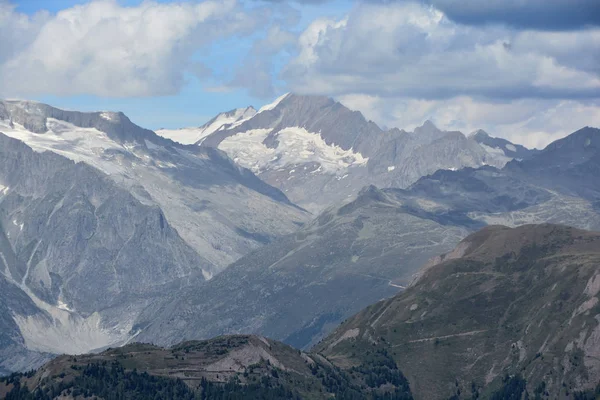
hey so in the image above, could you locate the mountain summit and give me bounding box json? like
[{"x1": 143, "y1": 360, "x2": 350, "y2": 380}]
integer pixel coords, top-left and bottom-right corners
[
  {"x1": 157, "y1": 93, "x2": 533, "y2": 212},
  {"x1": 156, "y1": 106, "x2": 257, "y2": 145}
]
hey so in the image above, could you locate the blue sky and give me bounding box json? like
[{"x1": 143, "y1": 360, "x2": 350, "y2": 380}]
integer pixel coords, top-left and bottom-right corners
[{"x1": 1, "y1": 0, "x2": 599, "y2": 148}]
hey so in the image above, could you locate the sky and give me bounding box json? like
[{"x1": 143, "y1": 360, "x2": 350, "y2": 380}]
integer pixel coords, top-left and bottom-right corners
[{"x1": 1, "y1": 0, "x2": 599, "y2": 148}]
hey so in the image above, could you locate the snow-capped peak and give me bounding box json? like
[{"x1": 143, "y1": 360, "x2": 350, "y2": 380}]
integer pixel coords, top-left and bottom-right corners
[
  {"x1": 156, "y1": 106, "x2": 257, "y2": 145},
  {"x1": 257, "y1": 93, "x2": 290, "y2": 114},
  {"x1": 469, "y1": 129, "x2": 490, "y2": 139}
]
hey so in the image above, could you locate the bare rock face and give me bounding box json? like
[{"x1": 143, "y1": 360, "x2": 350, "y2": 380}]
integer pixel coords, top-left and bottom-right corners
[
  {"x1": 0, "y1": 134, "x2": 209, "y2": 372},
  {"x1": 0, "y1": 100, "x2": 308, "y2": 373}
]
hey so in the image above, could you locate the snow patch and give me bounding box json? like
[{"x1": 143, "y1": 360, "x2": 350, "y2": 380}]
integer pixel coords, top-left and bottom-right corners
[
  {"x1": 156, "y1": 127, "x2": 210, "y2": 145},
  {"x1": 57, "y1": 300, "x2": 74, "y2": 312},
  {"x1": 584, "y1": 272, "x2": 600, "y2": 297},
  {"x1": 505, "y1": 143, "x2": 517, "y2": 152},
  {"x1": 219, "y1": 126, "x2": 368, "y2": 175},
  {"x1": 1, "y1": 119, "x2": 126, "y2": 175},
  {"x1": 480, "y1": 143, "x2": 513, "y2": 166},
  {"x1": 100, "y1": 112, "x2": 118, "y2": 122}
]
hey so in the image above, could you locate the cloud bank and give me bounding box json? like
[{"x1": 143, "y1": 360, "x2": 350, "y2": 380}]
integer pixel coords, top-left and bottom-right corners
[
  {"x1": 283, "y1": 2, "x2": 600, "y2": 101},
  {"x1": 395, "y1": 0, "x2": 600, "y2": 30},
  {"x1": 281, "y1": 1, "x2": 600, "y2": 147},
  {"x1": 0, "y1": 0, "x2": 265, "y2": 97}
]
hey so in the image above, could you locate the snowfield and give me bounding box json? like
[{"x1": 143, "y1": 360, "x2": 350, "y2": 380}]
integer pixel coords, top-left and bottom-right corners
[{"x1": 219, "y1": 126, "x2": 368, "y2": 175}]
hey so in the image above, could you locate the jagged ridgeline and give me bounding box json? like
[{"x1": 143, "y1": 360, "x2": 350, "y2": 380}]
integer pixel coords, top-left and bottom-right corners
[{"x1": 158, "y1": 93, "x2": 539, "y2": 213}]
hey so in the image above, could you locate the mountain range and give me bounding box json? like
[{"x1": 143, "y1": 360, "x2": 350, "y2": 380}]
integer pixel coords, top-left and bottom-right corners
[
  {"x1": 133, "y1": 126, "x2": 600, "y2": 354},
  {"x1": 0, "y1": 92, "x2": 599, "y2": 399},
  {"x1": 158, "y1": 94, "x2": 534, "y2": 212}
]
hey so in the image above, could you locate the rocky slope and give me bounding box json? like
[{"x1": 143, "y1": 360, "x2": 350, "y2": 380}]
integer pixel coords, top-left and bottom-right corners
[
  {"x1": 0, "y1": 133, "x2": 210, "y2": 373},
  {"x1": 5, "y1": 222, "x2": 600, "y2": 400},
  {"x1": 507, "y1": 126, "x2": 600, "y2": 203},
  {"x1": 0, "y1": 100, "x2": 307, "y2": 271},
  {"x1": 318, "y1": 224, "x2": 600, "y2": 399},
  {"x1": 0, "y1": 101, "x2": 308, "y2": 373},
  {"x1": 134, "y1": 186, "x2": 471, "y2": 350}
]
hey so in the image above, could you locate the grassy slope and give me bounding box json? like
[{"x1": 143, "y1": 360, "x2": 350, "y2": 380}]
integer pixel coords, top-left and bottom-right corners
[{"x1": 318, "y1": 224, "x2": 600, "y2": 399}]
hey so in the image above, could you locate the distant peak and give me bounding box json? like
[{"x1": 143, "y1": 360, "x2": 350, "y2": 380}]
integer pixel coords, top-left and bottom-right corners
[
  {"x1": 337, "y1": 185, "x2": 391, "y2": 216},
  {"x1": 421, "y1": 120, "x2": 438, "y2": 130},
  {"x1": 356, "y1": 185, "x2": 390, "y2": 203},
  {"x1": 257, "y1": 93, "x2": 291, "y2": 113},
  {"x1": 280, "y1": 93, "x2": 338, "y2": 107},
  {"x1": 470, "y1": 129, "x2": 490, "y2": 139},
  {"x1": 221, "y1": 106, "x2": 256, "y2": 118},
  {"x1": 412, "y1": 120, "x2": 443, "y2": 137}
]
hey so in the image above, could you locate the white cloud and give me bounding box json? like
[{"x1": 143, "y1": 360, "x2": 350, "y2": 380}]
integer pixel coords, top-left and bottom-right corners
[
  {"x1": 0, "y1": 2, "x2": 48, "y2": 64},
  {"x1": 229, "y1": 24, "x2": 297, "y2": 97},
  {"x1": 0, "y1": 0, "x2": 266, "y2": 97},
  {"x1": 283, "y1": 2, "x2": 600, "y2": 100},
  {"x1": 338, "y1": 94, "x2": 600, "y2": 149}
]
